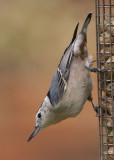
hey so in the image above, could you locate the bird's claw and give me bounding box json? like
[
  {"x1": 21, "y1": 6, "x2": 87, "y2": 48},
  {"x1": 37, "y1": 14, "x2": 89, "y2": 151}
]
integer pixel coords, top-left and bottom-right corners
[
  {"x1": 94, "y1": 104, "x2": 100, "y2": 117},
  {"x1": 85, "y1": 66, "x2": 106, "y2": 73}
]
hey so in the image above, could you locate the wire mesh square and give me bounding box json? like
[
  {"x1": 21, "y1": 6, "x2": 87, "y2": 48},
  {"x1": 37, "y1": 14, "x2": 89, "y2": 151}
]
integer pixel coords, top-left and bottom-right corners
[{"x1": 95, "y1": 0, "x2": 114, "y2": 159}]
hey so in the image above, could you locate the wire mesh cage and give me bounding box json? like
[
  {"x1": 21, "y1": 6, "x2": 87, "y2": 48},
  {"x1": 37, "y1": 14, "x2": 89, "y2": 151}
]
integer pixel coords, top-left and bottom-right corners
[{"x1": 95, "y1": 0, "x2": 114, "y2": 159}]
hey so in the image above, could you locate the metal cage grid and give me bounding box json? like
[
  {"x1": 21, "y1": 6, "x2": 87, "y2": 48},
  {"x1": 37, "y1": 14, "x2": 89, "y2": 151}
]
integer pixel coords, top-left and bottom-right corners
[{"x1": 95, "y1": 0, "x2": 114, "y2": 159}]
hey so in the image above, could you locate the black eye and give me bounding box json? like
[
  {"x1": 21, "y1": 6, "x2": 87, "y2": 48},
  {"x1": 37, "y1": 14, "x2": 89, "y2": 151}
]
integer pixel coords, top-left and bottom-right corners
[{"x1": 38, "y1": 113, "x2": 41, "y2": 118}]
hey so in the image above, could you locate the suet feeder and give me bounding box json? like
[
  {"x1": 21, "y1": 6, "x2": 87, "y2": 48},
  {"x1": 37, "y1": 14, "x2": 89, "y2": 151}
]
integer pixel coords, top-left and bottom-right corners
[{"x1": 95, "y1": 0, "x2": 114, "y2": 159}]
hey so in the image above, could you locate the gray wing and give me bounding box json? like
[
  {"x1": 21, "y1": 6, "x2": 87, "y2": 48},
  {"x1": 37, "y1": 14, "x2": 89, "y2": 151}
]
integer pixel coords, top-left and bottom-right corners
[
  {"x1": 47, "y1": 46, "x2": 74, "y2": 106},
  {"x1": 47, "y1": 23, "x2": 79, "y2": 107}
]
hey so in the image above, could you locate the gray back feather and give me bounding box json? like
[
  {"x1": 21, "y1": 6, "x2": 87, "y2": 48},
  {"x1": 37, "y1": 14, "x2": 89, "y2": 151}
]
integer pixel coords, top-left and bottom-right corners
[{"x1": 47, "y1": 23, "x2": 79, "y2": 106}]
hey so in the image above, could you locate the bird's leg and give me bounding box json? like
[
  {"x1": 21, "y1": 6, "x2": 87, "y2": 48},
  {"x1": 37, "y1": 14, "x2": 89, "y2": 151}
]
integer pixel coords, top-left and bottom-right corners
[
  {"x1": 91, "y1": 101, "x2": 99, "y2": 117},
  {"x1": 88, "y1": 96, "x2": 99, "y2": 117},
  {"x1": 85, "y1": 61, "x2": 106, "y2": 73},
  {"x1": 85, "y1": 65, "x2": 106, "y2": 73}
]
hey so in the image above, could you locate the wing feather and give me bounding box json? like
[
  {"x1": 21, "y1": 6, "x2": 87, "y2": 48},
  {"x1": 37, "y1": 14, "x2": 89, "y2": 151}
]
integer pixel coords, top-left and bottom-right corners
[
  {"x1": 47, "y1": 23, "x2": 79, "y2": 107},
  {"x1": 48, "y1": 48, "x2": 74, "y2": 106}
]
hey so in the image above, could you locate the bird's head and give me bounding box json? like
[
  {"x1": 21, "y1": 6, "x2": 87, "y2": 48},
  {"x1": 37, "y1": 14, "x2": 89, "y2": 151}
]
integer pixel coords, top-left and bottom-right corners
[{"x1": 27, "y1": 96, "x2": 53, "y2": 142}]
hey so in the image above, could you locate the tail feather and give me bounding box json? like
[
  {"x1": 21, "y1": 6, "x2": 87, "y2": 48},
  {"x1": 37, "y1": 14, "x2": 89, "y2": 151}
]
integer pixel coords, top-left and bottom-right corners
[
  {"x1": 70, "y1": 22, "x2": 79, "y2": 44},
  {"x1": 81, "y1": 12, "x2": 92, "y2": 33},
  {"x1": 62, "y1": 22, "x2": 79, "y2": 54}
]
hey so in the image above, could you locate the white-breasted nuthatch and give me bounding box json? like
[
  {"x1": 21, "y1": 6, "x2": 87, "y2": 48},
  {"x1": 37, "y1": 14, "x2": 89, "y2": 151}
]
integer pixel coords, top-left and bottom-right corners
[{"x1": 28, "y1": 12, "x2": 98, "y2": 142}]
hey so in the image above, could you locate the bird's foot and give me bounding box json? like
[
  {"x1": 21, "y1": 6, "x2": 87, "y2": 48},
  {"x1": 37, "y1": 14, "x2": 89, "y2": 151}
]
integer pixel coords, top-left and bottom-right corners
[
  {"x1": 94, "y1": 104, "x2": 100, "y2": 117},
  {"x1": 85, "y1": 66, "x2": 106, "y2": 73},
  {"x1": 91, "y1": 100, "x2": 100, "y2": 117}
]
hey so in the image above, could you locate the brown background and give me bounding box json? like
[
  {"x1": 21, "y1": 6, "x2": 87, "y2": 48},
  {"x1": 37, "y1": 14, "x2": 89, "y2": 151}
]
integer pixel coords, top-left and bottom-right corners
[{"x1": 0, "y1": 0, "x2": 99, "y2": 160}]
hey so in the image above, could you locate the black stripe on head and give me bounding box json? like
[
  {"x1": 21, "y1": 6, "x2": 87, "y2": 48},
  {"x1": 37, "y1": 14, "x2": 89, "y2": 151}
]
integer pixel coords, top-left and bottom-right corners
[{"x1": 47, "y1": 91, "x2": 53, "y2": 105}]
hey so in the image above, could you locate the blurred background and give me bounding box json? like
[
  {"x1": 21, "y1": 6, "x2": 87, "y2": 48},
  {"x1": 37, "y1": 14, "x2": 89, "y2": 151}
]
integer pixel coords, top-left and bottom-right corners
[{"x1": 0, "y1": 0, "x2": 99, "y2": 160}]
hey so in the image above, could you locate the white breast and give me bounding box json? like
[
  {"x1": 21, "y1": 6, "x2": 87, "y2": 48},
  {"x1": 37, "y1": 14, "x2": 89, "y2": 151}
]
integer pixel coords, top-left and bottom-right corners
[{"x1": 60, "y1": 56, "x2": 93, "y2": 118}]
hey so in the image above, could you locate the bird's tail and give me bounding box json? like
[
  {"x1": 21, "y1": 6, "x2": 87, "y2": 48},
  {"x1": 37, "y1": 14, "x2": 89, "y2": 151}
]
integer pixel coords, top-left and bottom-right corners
[
  {"x1": 81, "y1": 12, "x2": 92, "y2": 33},
  {"x1": 70, "y1": 22, "x2": 79, "y2": 44}
]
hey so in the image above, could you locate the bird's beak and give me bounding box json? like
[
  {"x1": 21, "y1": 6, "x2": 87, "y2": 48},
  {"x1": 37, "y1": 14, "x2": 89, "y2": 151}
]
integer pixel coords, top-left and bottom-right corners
[{"x1": 27, "y1": 126, "x2": 40, "y2": 142}]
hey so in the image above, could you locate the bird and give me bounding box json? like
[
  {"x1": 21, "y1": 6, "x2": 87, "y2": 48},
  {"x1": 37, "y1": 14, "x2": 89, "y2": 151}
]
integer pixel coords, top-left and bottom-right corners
[{"x1": 28, "y1": 12, "x2": 97, "y2": 142}]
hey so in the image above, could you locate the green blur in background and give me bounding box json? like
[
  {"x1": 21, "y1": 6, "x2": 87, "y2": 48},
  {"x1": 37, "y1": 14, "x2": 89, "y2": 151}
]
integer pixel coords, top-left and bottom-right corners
[{"x1": 0, "y1": 0, "x2": 99, "y2": 160}]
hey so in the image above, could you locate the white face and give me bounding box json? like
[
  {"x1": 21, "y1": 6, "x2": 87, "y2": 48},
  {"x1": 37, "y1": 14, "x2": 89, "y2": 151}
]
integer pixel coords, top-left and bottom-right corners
[
  {"x1": 28, "y1": 97, "x2": 52, "y2": 142},
  {"x1": 35, "y1": 110, "x2": 52, "y2": 130},
  {"x1": 35, "y1": 96, "x2": 53, "y2": 129},
  {"x1": 28, "y1": 108, "x2": 45, "y2": 141},
  {"x1": 35, "y1": 111, "x2": 42, "y2": 127}
]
